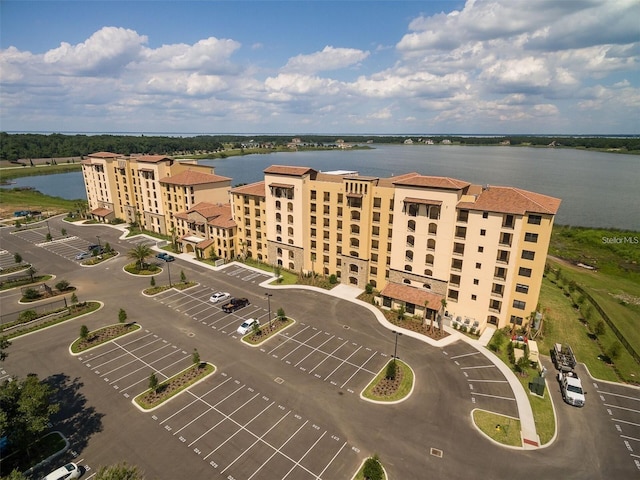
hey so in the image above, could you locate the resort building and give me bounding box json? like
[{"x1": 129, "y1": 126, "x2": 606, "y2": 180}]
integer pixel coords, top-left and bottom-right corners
[{"x1": 82, "y1": 152, "x2": 560, "y2": 331}]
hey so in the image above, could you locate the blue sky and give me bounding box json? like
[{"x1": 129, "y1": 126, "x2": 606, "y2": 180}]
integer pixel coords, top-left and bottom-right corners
[{"x1": 1, "y1": 0, "x2": 638, "y2": 134}]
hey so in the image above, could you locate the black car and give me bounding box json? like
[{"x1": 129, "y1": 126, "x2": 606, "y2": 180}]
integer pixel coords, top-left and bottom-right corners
[{"x1": 221, "y1": 297, "x2": 250, "y2": 313}]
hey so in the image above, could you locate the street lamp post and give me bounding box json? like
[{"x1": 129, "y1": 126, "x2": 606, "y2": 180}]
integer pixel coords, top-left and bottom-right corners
[
  {"x1": 96, "y1": 235, "x2": 101, "y2": 248},
  {"x1": 392, "y1": 330, "x2": 402, "y2": 364},
  {"x1": 265, "y1": 293, "x2": 273, "y2": 330},
  {"x1": 46, "y1": 221, "x2": 51, "y2": 237}
]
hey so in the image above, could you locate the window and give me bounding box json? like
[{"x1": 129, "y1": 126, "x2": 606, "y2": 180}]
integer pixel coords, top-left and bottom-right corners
[
  {"x1": 429, "y1": 223, "x2": 438, "y2": 235},
  {"x1": 480, "y1": 229, "x2": 486, "y2": 236},
  {"x1": 373, "y1": 197, "x2": 381, "y2": 208},
  {"x1": 524, "y1": 232, "x2": 539, "y2": 243},
  {"x1": 473, "y1": 278, "x2": 479, "y2": 285},
  {"x1": 310, "y1": 190, "x2": 316, "y2": 200},
  {"x1": 448, "y1": 289, "x2": 459, "y2": 301},
  {"x1": 324, "y1": 192, "x2": 330, "y2": 202},
  {"x1": 427, "y1": 239, "x2": 436, "y2": 250},
  {"x1": 408, "y1": 220, "x2": 416, "y2": 232},
  {"x1": 425, "y1": 254, "x2": 434, "y2": 266},
  {"x1": 492, "y1": 283, "x2": 504, "y2": 296},
  {"x1": 288, "y1": 215, "x2": 294, "y2": 224},
  {"x1": 475, "y1": 262, "x2": 482, "y2": 269},
  {"x1": 510, "y1": 315, "x2": 524, "y2": 325},
  {"x1": 528, "y1": 214, "x2": 542, "y2": 225},
  {"x1": 513, "y1": 299, "x2": 526, "y2": 310},
  {"x1": 500, "y1": 232, "x2": 512, "y2": 246},
  {"x1": 489, "y1": 299, "x2": 502, "y2": 312},
  {"x1": 404, "y1": 265, "x2": 412, "y2": 272},
  {"x1": 516, "y1": 283, "x2": 529, "y2": 294},
  {"x1": 457, "y1": 210, "x2": 469, "y2": 222},
  {"x1": 471, "y1": 294, "x2": 477, "y2": 301},
  {"x1": 351, "y1": 224, "x2": 360, "y2": 234},
  {"x1": 482, "y1": 211, "x2": 489, "y2": 219},
  {"x1": 521, "y1": 250, "x2": 535, "y2": 260},
  {"x1": 519, "y1": 267, "x2": 532, "y2": 277},
  {"x1": 451, "y1": 258, "x2": 463, "y2": 271},
  {"x1": 351, "y1": 211, "x2": 360, "y2": 221},
  {"x1": 502, "y1": 214, "x2": 514, "y2": 228},
  {"x1": 405, "y1": 250, "x2": 414, "y2": 261},
  {"x1": 478, "y1": 246, "x2": 484, "y2": 253},
  {"x1": 450, "y1": 274, "x2": 461, "y2": 286},
  {"x1": 453, "y1": 242, "x2": 465, "y2": 255},
  {"x1": 372, "y1": 212, "x2": 380, "y2": 223},
  {"x1": 496, "y1": 250, "x2": 510, "y2": 263},
  {"x1": 407, "y1": 235, "x2": 414, "y2": 247}
]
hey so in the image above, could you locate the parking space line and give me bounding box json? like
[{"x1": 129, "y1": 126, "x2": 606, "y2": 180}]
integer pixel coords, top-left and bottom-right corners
[
  {"x1": 604, "y1": 404, "x2": 640, "y2": 414},
  {"x1": 83, "y1": 332, "x2": 156, "y2": 363},
  {"x1": 185, "y1": 384, "x2": 248, "y2": 444},
  {"x1": 471, "y1": 392, "x2": 516, "y2": 401},
  {"x1": 100, "y1": 343, "x2": 173, "y2": 377},
  {"x1": 466, "y1": 379, "x2": 509, "y2": 383},
  {"x1": 320, "y1": 345, "x2": 360, "y2": 380},
  {"x1": 316, "y1": 440, "x2": 348, "y2": 479},
  {"x1": 340, "y1": 350, "x2": 378, "y2": 389},
  {"x1": 117, "y1": 352, "x2": 190, "y2": 391},
  {"x1": 308, "y1": 340, "x2": 348, "y2": 375},
  {"x1": 161, "y1": 377, "x2": 233, "y2": 424},
  {"x1": 460, "y1": 365, "x2": 496, "y2": 370},
  {"x1": 294, "y1": 335, "x2": 335, "y2": 367},
  {"x1": 281, "y1": 430, "x2": 327, "y2": 480},
  {"x1": 450, "y1": 351, "x2": 481, "y2": 359},
  {"x1": 109, "y1": 350, "x2": 187, "y2": 385},
  {"x1": 598, "y1": 391, "x2": 640, "y2": 403},
  {"x1": 208, "y1": 399, "x2": 274, "y2": 465},
  {"x1": 612, "y1": 418, "x2": 640, "y2": 428},
  {"x1": 269, "y1": 326, "x2": 313, "y2": 355}
]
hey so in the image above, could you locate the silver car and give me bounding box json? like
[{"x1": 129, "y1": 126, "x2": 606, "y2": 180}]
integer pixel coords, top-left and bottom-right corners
[{"x1": 210, "y1": 291, "x2": 230, "y2": 303}]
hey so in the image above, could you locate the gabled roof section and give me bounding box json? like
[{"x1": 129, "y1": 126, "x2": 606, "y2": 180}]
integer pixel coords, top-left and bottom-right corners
[
  {"x1": 457, "y1": 186, "x2": 561, "y2": 215},
  {"x1": 264, "y1": 165, "x2": 317, "y2": 177},
  {"x1": 175, "y1": 202, "x2": 236, "y2": 228},
  {"x1": 135, "y1": 155, "x2": 173, "y2": 163},
  {"x1": 393, "y1": 174, "x2": 470, "y2": 190},
  {"x1": 88, "y1": 151, "x2": 121, "y2": 159},
  {"x1": 159, "y1": 170, "x2": 231, "y2": 186},
  {"x1": 380, "y1": 282, "x2": 444, "y2": 311},
  {"x1": 230, "y1": 181, "x2": 265, "y2": 197}
]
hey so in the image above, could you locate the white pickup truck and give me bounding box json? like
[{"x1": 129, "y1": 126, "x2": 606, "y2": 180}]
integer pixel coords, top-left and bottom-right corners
[{"x1": 558, "y1": 371, "x2": 586, "y2": 407}]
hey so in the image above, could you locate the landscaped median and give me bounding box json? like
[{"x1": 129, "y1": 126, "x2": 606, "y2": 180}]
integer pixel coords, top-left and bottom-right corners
[
  {"x1": 240, "y1": 315, "x2": 296, "y2": 346},
  {"x1": 361, "y1": 359, "x2": 415, "y2": 403},
  {"x1": 472, "y1": 409, "x2": 522, "y2": 447},
  {"x1": 69, "y1": 321, "x2": 141, "y2": 354},
  {"x1": 133, "y1": 362, "x2": 216, "y2": 411}
]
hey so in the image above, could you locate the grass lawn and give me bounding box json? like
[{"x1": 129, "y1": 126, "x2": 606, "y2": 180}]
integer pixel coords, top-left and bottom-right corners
[
  {"x1": 143, "y1": 281, "x2": 197, "y2": 295},
  {"x1": 473, "y1": 410, "x2": 522, "y2": 447},
  {"x1": 0, "y1": 163, "x2": 82, "y2": 181},
  {"x1": 0, "y1": 188, "x2": 79, "y2": 215},
  {"x1": 124, "y1": 262, "x2": 160, "y2": 275},
  {"x1": 362, "y1": 360, "x2": 414, "y2": 402},
  {"x1": 540, "y1": 267, "x2": 639, "y2": 383}
]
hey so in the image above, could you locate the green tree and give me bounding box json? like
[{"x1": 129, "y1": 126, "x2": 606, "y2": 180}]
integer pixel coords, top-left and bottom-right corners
[
  {"x1": 3, "y1": 469, "x2": 28, "y2": 480},
  {"x1": 104, "y1": 242, "x2": 112, "y2": 253},
  {"x1": 0, "y1": 374, "x2": 60, "y2": 460},
  {"x1": 594, "y1": 320, "x2": 606, "y2": 337},
  {"x1": 80, "y1": 325, "x2": 89, "y2": 340},
  {"x1": 23, "y1": 288, "x2": 40, "y2": 300},
  {"x1": 14, "y1": 253, "x2": 22, "y2": 264},
  {"x1": 61, "y1": 228, "x2": 67, "y2": 236},
  {"x1": 46, "y1": 233, "x2": 52, "y2": 242},
  {"x1": 94, "y1": 462, "x2": 145, "y2": 480},
  {"x1": 180, "y1": 270, "x2": 186, "y2": 283},
  {"x1": 385, "y1": 360, "x2": 397, "y2": 380},
  {"x1": 128, "y1": 244, "x2": 153, "y2": 270},
  {"x1": 607, "y1": 341, "x2": 622, "y2": 362},
  {"x1": 489, "y1": 330, "x2": 506, "y2": 353},
  {"x1": 192, "y1": 348, "x2": 200, "y2": 366},
  {"x1": 26, "y1": 266, "x2": 36, "y2": 282},
  {"x1": 362, "y1": 455, "x2": 384, "y2": 480},
  {"x1": 0, "y1": 336, "x2": 11, "y2": 362},
  {"x1": 118, "y1": 308, "x2": 127, "y2": 324},
  {"x1": 148, "y1": 373, "x2": 159, "y2": 393},
  {"x1": 397, "y1": 304, "x2": 405, "y2": 320},
  {"x1": 70, "y1": 292, "x2": 78, "y2": 310},
  {"x1": 277, "y1": 307, "x2": 286, "y2": 321},
  {"x1": 55, "y1": 280, "x2": 70, "y2": 291}
]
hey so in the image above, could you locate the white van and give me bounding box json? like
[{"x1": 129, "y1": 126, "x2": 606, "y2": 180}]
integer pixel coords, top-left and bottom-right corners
[{"x1": 42, "y1": 462, "x2": 80, "y2": 480}]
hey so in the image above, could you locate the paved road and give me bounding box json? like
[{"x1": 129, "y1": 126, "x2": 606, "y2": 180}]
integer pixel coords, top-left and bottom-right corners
[{"x1": 1, "y1": 217, "x2": 639, "y2": 479}]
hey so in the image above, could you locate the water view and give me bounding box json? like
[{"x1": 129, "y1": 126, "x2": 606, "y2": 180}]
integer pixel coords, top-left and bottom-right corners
[{"x1": 4, "y1": 145, "x2": 639, "y2": 230}]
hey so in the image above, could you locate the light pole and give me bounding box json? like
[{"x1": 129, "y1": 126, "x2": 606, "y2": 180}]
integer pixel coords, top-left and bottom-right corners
[
  {"x1": 392, "y1": 330, "x2": 402, "y2": 364},
  {"x1": 46, "y1": 221, "x2": 51, "y2": 237},
  {"x1": 265, "y1": 293, "x2": 273, "y2": 330},
  {"x1": 166, "y1": 259, "x2": 172, "y2": 287},
  {"x1": 96, "y1": 235, "x2": 101, "y2": 248}
]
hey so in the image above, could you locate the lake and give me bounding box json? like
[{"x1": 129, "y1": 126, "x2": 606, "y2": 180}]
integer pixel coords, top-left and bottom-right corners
[{"x1": 3, "y1": 145, "x2": 638, "y2": 230}]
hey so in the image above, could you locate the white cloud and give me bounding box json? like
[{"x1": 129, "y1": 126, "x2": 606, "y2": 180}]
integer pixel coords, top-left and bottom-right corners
[{"x1": 282, "y1": 46, "x2": 369, "y2": 74}]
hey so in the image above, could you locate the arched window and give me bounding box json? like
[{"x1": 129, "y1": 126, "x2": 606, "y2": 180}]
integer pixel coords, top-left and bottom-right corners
[
  {"x1": 350, "y1": 264, "x2": 358, "y2": 273},
  {"x1": 403, "y1": 278, "x2": 411, "y2": 284},
  {"x1": 429, "y1": 223, "x2": 437, "y2": 234},
  {"x1": 424, "y1": 269, "x2": 433, "y2": 276},
  {"x1": 370, "y1": 279, "x2": 377, "y2": 288},
  {"x1": 276, "y1": 213, "x2": 281, "y2": 222},
  {"x1": 288, "y1": 215, "x2": 293, "y2": 224},
  {"x1": 351, "y1": 211, "x2": 360, "y2": 221},
  {"x1": 276, "y1": 236, "x2": 282, "y2": 242},
  {"x1": 404, "y1": 265, "x2": 412, "y2": 272},
  {"x1": 276, "y1": 225, "x2": 282, "y2": 234},
  {"x1": 425, "y1": 254, "x2": 434, "y2": 266},
  {"x1": 275, "y1": 200, "x2": 281, "y2": 210},
  {"x1": 350, "y1": 251, "x2": 359, "y2": 258},
  {"x1": 351, "y1": 238, "x2": 360, "y2": 248},
  {"x1": 423, "y1": 283, "x2": 431, "y2": 290},
  {"x1": 407, "y1": 235, "x2": 414, "y2": 247},
  {"x1": 288, "y1": 227, "x2": 293, "y2": 236},
  {"x1": 407, "y1": 220, "x2": 416, "y2": 232},
  {"x1": 349, "y1": 276, "x2": 358, "y2": 285},
  {"x1": 277, "y1": 247, "x2": 282, "y2": 256},
  {"x1": 288, "y1": 239, "x2": 294, "y2": 245},
  {"x1": 289, "y1": 262, "x2": 295, "y2": 270},
  {"x1": 406, "y1": 250, "x2": 414, "y2": 261},
  {"x1": 288, "y1": 202, "x2": 293, "y2": 212},
  {"x1": 427, "y1": 238, "x2": 436, "y2": 250},
  {"x1": 351, "y1": 224, "x2": 360, "y2": 234}
]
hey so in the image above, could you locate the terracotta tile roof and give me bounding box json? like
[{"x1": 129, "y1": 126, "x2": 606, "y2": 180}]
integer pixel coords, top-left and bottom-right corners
[
  {"x1": 393, "y1": 174, "x2": 470, "y2": 190},
  {"x1": 91, "y1": 207, "x2": 113, "y2": 216},
  {"x1": 159, "y1": 170, "x2": 231, "y2": 186},
  {"x1": 88, "y1": 151, "x2": 121, "y2": 159},
  {"x1": 134, "y1": 155, "x2": 173, "y2": 163},
  {"x1": 380, "y1": 282, "x2": 444, "y2": 311},
  {"x1": 196, "y1": 238, "x2": 215, "y2": 249},
  {"x1": 177, "y1": 202, "x2": 236, "y2": 229},
  {"x1": 264, "y1": 165, "x2": 317, "y2": 177},
  {"x1": 230, "y1": 181, "x2": 265, "y2": 197},
  {"x1": 457, "y1": 186, "x2": 561, "y2": 215}
]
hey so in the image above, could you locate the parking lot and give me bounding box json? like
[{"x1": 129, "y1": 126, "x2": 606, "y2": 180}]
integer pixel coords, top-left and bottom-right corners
[
  {"x1": 76, "y1": 328, "x2": 361, "y2": 479},
  {"x1": 592, "y1": 379, "x2": 640, "y2": 471},
  {"x1": 442, "y1": 341, "x2": 518, "y2": 418},
  {"x1": 152, "y1": 284, "x2": 390, "y2": 396},
  {"x1": 11, "y1": 225, "x2": 105, "y2": 263}
]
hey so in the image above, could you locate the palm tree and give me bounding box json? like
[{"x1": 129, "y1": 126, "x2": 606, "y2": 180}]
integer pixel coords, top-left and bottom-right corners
[{"x1": 128, "y1": 244, "x2": 153, "y2": 270}]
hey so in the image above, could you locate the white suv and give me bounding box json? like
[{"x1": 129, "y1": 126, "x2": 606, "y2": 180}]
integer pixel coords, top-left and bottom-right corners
[
  {"x1": 210, "y1": 291, "x2": 230, "y2": 303},
  {"x1": 237, "y1": 318, "x2": 259, "y2": 335},
  {"x1": 42, "y1": 462, "x2": 80, "y2": 480}
]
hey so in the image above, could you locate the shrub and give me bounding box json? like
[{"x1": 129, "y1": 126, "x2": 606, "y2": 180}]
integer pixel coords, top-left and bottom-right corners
[
  {"x1": 118, "y1": 308, "x2": 127, "y2": 324},
  {"x1": 594, "y1": 320, "x2": 606, "y2": 337},
  {"x1": 55, "y1": 280, "x2": 70, "y2": 291},
  {"x1": 192, "y1": 349, "x2": 200, "y2": 366},
  {"x1": 23, "y1": 288, "x2": 40, "y2": 300},
  {"x1": 149, "y1": 373, "x2": 159, "y2": 393},
  {"x1": 329, "y1": 274, "x2": 337, "y2": 284},
  {"x1": 607, "y1": 341, "x2": 622, "y2": 362},
  {"x1": 385, "y1": 361, "x2": 397, "y2": 380},
  {"x1": 14, "y1": 253, "x2": 22, "y2": 264},
  {"x1": 180, "y1": 270, "x2": 186, "y2": 282},
  {"x1": 362, "y1": 455, "x2": 384, "y2": 480},
  {"x1": 277, "y1": 307, "x2": 286, "y2": 321},
  {"x1": 80, "y1": 325, "x2": 89, "y2": 340},
  {"x1": 150, "y1": 276, "x2": 156, "y2": 287},
  {"x1": 19, "y1": 310, "x2": 38, "y2": 323},
  {"x1": 365, "y1": 283, "x2": 373, "y2": 294}
]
